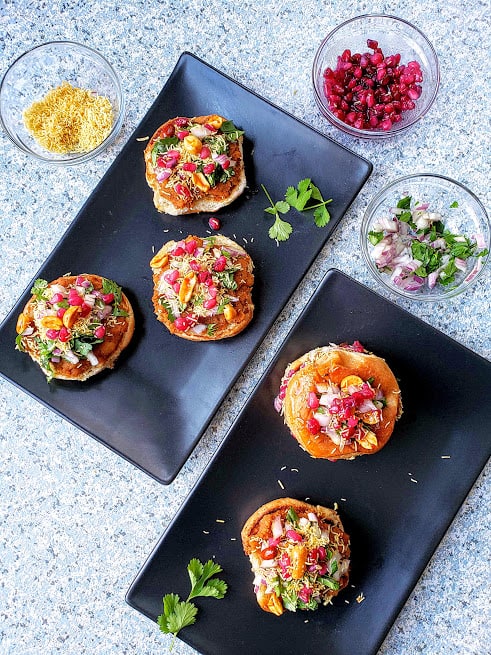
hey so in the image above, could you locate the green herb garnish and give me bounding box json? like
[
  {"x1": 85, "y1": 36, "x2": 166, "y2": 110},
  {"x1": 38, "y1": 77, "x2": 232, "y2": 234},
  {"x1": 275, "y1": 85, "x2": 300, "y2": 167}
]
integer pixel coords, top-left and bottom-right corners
[
  {"x1": 158, "y1": 559, "x2": 228, "y2": 651},
  {"x1": 285, "y1": 178, "x2": 333, "y2": 227},
  {"x1": 30, "y1": 278, "x2": 49, "y2": 301},
  {"x1": 102, "y1": 277, "x2": 128, "y2": 316},
  {"x1": 286, "y1": 507, "x2": 299, "y2": 526},
  {"x1": 262, "y1": 179, "x2": 333, "y2": 243}
]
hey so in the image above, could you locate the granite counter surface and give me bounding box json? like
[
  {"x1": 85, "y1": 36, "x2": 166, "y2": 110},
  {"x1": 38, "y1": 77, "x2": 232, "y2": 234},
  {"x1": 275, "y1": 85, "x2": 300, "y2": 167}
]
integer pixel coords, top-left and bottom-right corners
[{"x1": 0, "y1": 1, "x2": 489, "y2": 654}]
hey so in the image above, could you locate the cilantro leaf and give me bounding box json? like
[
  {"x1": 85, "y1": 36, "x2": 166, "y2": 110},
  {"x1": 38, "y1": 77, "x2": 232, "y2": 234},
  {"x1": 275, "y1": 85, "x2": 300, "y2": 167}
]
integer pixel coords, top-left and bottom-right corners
[
  {"x1": 275, "y1": 200, "x2": 290, "y2": 214},
  {"x1": 219, "y1": 120, "x2": 244, "y2": 140},
  {"x1": 269, "y1": 216, "x2": 293, "y2": 242},
  {"x1": 157, "y1": 559, "x2": 228, "y2": 649},
  {"x1": 31, "y1": 278, "x2": 49, "y2": 301},
  {"x1": 286, "y1": 507, "x2": 299, "y2": 526},
  {"x1": 450, "y1": 201, "x2": 459, "y2": 208},
  {"x1": 397, "y1": 196, "x2": 412, "y2": 209},
  {"x1": 368, "y1": 230, "x2": 384, "y2": 245},
  {"x1": 187, "y1": 559, "x2": 227, "y2": 600},
  {"x1": 314, "y1": 205, "x2": 330, "y2": 227},
  {"x1": 165, "y1": 600, "x2": 198, "y2": 634}
]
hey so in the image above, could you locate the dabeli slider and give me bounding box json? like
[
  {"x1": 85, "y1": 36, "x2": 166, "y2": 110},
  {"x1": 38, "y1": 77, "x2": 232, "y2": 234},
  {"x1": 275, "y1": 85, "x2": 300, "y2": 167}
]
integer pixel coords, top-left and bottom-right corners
[
  {"x1": 150, "y1": 234, "x2": 254, "y2": 341},
  {"x1": 15, "y1": 274, "x2": 134, "y2": 382},
  {"x1": 275, "y1": 341, "x2": 402, "y2": 460},
  {"x1": 144, "y1": 114, "x2": 246, "y2": 215},
  {"x1": 241, "y1": 497, "x2": 350, "y2": 615}
]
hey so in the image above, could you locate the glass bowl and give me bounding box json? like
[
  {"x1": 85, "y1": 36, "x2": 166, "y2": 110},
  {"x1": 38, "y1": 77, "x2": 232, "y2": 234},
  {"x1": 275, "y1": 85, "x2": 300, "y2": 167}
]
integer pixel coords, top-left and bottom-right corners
[
  {"x1": 361, "y1": 174, "x2": 490, "y2": 301},
  {"x1": 312, "y1": 15, "x2": 440, "y2": 139},
  {"x1": 0, "y1": 41, "x2": 124, "y2": 164}
]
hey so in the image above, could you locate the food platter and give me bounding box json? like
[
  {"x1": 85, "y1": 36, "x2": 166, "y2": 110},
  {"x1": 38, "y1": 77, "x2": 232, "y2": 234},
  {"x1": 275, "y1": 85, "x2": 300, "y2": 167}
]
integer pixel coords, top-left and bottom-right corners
[
  {"x1": 126, "y1": 268, "x2": 491, "y2": 655},
  {"x1": 0, "y1": 53, "x2": 372, "y2": 484}
]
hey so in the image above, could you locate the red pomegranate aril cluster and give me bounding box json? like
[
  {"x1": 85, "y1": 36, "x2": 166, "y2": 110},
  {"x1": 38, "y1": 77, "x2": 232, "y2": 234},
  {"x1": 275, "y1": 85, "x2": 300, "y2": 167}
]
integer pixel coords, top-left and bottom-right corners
[{"x1": 322, "y1": 39, "x2": 423, "y2": 131}]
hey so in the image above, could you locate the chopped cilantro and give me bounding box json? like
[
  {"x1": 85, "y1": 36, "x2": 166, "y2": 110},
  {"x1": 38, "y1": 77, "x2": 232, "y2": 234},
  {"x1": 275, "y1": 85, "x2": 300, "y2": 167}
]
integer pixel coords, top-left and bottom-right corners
[{"x1": 30, "y1": 278, "x2": 49, "y2": 301}]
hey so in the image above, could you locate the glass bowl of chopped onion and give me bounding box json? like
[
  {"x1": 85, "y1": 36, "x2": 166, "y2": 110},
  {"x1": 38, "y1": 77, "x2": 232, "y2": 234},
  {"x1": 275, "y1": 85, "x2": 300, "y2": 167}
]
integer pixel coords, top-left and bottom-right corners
[
  {"x1": 0, "y1": 41, "x2": 124, "y2": 164},
  {"x1": 312, "y1": 15, "x2": 440, "y2": 138},
  {"x1": 361, "y1": 174, "x2": 490, "y2": 300}
]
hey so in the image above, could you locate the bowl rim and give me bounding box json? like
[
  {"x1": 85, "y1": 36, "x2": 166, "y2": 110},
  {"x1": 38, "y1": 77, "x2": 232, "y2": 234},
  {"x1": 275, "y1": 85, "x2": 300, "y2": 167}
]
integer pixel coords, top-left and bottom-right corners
[
  {"x1": 360, "y1": 172, "x2": 490, "y2": 301},
  {"x1": 312, "y1": 13, "x2": 440, "y2": 139},
  {"x1": 0, "y1": 40, "x2": 125, "y2": 165}
]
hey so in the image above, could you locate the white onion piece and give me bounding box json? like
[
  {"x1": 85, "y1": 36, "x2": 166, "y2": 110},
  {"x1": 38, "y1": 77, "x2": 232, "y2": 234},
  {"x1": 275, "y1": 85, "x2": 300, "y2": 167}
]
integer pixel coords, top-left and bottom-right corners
[
  {"x1": 260, "y1": 559, "x2": 277, "y2": 568},
  {"x1": 271, "y1": 515, "x2": 283, "y2": 539},
  {"x1": 21, "y1": 327, "x2": 34, "y2": 336},
  {"x1": 86, "y1": 351, "x2": 99, "y2": 366},
  {"x1": 191, "y1": 323, "x2": 207, "y2": 335},
  {"x1": 63, "y1": 350, "x2": 79, "y2": 364},
  {"x1": 314, "y1": 412, "x2": 331, "y2": 427},
  {"x1": 307, "y1": 512, "x2": 318, "y2": 523},
  {"x1": 190, "y1": 124, "x2": 213, "y2": 138}
]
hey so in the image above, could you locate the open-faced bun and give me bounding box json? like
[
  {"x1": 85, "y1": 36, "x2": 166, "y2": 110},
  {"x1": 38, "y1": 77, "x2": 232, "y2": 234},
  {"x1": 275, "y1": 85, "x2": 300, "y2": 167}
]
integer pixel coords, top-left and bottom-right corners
[
  {"x1": 241, "y1": 497, "x2": 350, "y2": 615},
  {"x1": 144, "y1": 114, "x2": 246, "y2": 215},
  {"x1": 150, "y1": 234, "x2": 254, "y2": 341},
  {"x1": 275, "y1": 342, "x2": 402, "y2": 460},
  {"x1": 15, "y1": 274, "x2": 134, "y2": 381}
]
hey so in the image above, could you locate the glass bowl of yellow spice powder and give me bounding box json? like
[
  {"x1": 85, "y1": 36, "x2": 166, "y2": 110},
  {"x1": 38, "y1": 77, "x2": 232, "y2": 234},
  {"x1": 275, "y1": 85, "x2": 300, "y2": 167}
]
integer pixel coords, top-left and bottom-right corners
[{"x1": 0, "y1": 41, "x2": 124, "y2": 164}]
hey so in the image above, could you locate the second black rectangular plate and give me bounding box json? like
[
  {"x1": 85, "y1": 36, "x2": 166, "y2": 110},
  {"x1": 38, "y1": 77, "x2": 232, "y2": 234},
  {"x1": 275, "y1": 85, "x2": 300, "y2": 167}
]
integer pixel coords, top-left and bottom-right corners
[
  {"x1": 0, "y1": 53, "x2": 371, "y2": 483},
  {"x1": 126, "y1": 268, "x2": 491, "y2": 654}
]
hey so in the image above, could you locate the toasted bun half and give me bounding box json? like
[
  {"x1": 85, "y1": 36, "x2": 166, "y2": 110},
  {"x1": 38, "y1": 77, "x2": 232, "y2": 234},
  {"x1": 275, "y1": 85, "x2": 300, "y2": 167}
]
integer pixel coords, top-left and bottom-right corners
[
  {"x1": 144, "y1": 114, "x2": 246, "y2": 215},
  {"x1": 276, "y1": 343, "x2": 402, "y2": 460},
  {"x1": 241, "y1": 497, "x2": 350, "y2": 615},
  {"x1": 16, "y1": 274, "x2": 134, "y2": 381},
  {"x1": 151, "y1": 234, "x2": 254, "y2": 341}
]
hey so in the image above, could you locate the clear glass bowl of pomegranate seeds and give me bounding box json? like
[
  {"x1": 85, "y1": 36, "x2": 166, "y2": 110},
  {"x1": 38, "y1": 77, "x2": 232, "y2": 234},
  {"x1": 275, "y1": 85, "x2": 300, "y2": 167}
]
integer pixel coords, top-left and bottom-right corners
[
  {"x1": 0, "y1": 41, "x2": 125, "y2": 164},
  {"x1": 361, "y1": 174, "x2": 490, "y2": 301},
  {"x1": 312, "y1": 15, "x2": 440, "y2": 138}
]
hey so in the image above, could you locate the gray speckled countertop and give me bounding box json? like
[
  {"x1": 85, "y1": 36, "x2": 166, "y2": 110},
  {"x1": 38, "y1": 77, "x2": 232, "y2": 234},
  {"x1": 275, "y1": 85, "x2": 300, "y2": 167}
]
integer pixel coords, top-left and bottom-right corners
[{"x1": 1, "y1": 1, "x2": 490, "y2": 654}]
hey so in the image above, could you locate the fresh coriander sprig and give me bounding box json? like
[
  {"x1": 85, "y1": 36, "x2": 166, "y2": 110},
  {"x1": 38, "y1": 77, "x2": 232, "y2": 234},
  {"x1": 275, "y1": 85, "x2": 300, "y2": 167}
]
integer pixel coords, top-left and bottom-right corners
[
  {"x1": 285, "y1": 178, "x2": 333, "y2": 227},
  {"x1": 157, "y1": 558, "x2": 228, "y2": 651},
  {"x1": 262, "y1": 179, "x2": 333, "y2": 243},
  {"x1": 261, "y1": 183, "x2": 293, "y2": 243}
]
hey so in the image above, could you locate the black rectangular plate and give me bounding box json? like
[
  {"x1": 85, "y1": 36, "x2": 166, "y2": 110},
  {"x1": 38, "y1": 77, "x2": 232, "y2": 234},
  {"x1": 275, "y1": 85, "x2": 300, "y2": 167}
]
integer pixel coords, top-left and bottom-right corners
[
  {"x1": 0, "y1": 53, "x2": 372, "y2": 484},
  {"x1": 126, "y1": 268, "x2": 491, "y2": 654}
]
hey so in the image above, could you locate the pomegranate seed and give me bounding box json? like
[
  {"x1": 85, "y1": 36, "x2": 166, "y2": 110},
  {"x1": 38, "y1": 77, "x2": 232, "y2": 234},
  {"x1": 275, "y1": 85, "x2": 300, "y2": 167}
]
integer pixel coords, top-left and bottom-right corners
[
  {"x1": 177, "y1": 130, "x2": 189, "y2": 140},
  {"x1": 174, "y1": 117, "x2": 189, "y2": 126},
  {"x1": 221, "y1": 158, "x2": 230, "y2": 170},
  {"x1": 80, "y1": 303, "x2": 92, "y2": 317},
  {"x1": 203, "y1": 163, "x2": 215, "y2": 175},
  {"x1": 199, "y1": 146, "x2": 211, "y2": 159},
  {"x1": 102, "y1": 293, "x2": 114, "y2": 304},
  {"x1": 56, "y1": 307, "x2": 66, "y2": 318},
  {"x1": 306, "y1": 418, "x2": 320, "y2": 434},
  {"x1": 322, "y1": 38, "x2": 424, "y2": 132},
  {"x1": 174, "y1": 183, "x2": 191, "y2": 198},
  {"x1": 164, "y1": 269, "x2": 179, "y2": 284},
  {"x1": 182, "y1": 162, "x2": 197, "y2": 172},
  {"x1": 198, "y1": 270, "x2": 210, "y2": 284},
  {"x1": 171, "y1": 246, "x2": 185, "y2": 256},
  {"x1": 185, "y1": 238, "x2": 197, "y2": 254},
  {"x1": 208, "y1": 216, "x2": 221, "y2": 230},
  {"x1": 172, "y1": 282, "x2": 180, "y2": 294},
  {"x1": 189, "y1": 259, "x2": 200, "y2": 272},
  {"x1": 68, "y1": 293, "x2": 83, "y2": 306},
  {"x1": 174, "y1": 316, "x2": 190, "y2": 331},
  {"x1": 203, "y1": 297, "x2": 217, "y2": 310},
  {"x1": 208, "y1": 286, "x2": 218, "y2": 298},
  {"x1": 213, "y1": 255, "x2": 227, "y2": 272},
  {"x1": 58, "y1": 326, "x2": 70, "y2": 342},
  {"x1": 307, "y1": 392, "x2": 320, "y2": 409},
  {"x1": 94, "y1": 325, "x2": 106, "y2": 339},
  {"x1": 162, "y1": 123, "x2": 175, "y2": 137},
  {"x1": 46, "y1": 329, "x2": 59, "y2": 340}
]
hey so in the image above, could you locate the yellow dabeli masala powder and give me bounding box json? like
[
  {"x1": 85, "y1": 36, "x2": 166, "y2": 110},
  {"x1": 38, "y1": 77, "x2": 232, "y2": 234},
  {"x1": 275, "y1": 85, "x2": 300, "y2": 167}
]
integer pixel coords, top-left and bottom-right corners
[{"x1": 23, "y1": 81, "x2": 114, "y2": 154}]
